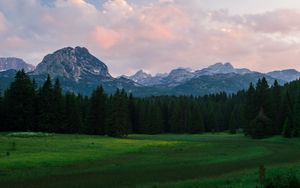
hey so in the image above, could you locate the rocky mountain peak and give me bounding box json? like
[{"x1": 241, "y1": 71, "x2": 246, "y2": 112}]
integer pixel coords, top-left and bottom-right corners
[
  {"x1": 0, "y1": 57, "x2": 35, "y2": 72},
  {"x1": 207, "y1": 62, "x2": 235, "y2": 72},
  {"x1": 196, "y1": 62, "x2": 251, "y2": 76},
  {"x1": 33, "y1": 46, "x2": 111, "y2": 81},
  {"x1": 127, "y1": 70, "x2": 152, "y2": 83},
  {"x1": 134, "y1": 70, "x2": 152, "y2": 78}
]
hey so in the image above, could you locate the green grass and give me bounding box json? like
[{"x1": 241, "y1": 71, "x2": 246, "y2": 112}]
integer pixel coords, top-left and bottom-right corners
[{"x1": 0, "y1": 133, "x2": 299, "y2": 188}]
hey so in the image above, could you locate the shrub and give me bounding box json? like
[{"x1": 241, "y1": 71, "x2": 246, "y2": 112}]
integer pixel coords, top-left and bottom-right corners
[{"x1": 263, "y1": 173, "x2": 300, "y2": 188}]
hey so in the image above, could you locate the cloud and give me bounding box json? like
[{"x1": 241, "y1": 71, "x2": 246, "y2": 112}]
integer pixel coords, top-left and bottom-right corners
[
  {"x1": 245, "y1": 9, "x2": 300, "y2": 34},
  {"x1": 92, "y1": 26, "x2": 124, "y2": 49},
  {"x1": 0, "y1": 12, "x2": 7, "y2": 33},
  {"x1": 0, "y1": 0, "x2": 300, "y2": 75},
  {"x1": 210, "y1": 9, "x2": 300, "y2": 34}
]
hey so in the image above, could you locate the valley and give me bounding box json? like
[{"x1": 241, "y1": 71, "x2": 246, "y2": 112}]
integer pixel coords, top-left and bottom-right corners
[{"x1": 0, "y1": 133, "x2": 299, "y2": 188}]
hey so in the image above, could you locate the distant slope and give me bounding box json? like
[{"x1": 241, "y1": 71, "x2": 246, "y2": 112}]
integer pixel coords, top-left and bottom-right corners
[
  {"x1": 267, "y1": 69, "x2": 300, "y2": 82},
  {"x1": 0, "y1": 57, "x2": 35, "y2": 72},
  {"x1": 170, "y1": 73, "x2": 284, "y2": 96}
]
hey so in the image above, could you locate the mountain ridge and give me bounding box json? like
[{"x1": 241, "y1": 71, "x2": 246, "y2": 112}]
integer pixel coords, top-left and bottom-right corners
[
  {"x1": 0, "y1": 46, "x2": 298, "y2": 96},
  {"x1": 0, "y1": 57, "x2": 35, "y2": 72}
]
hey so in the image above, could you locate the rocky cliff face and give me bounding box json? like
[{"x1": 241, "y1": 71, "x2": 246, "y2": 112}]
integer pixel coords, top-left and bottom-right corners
[
  {"x1": 0, "y1": 57, "x2": 35, "y2": 72},
  {"x1": 33, "y1": 47, "x2": 111, "y2": 81}
]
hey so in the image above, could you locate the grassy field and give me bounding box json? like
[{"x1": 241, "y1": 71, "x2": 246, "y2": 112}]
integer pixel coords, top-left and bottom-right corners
[{"x1": 0, "y1": 133, "x2": 299, "y2": 188}]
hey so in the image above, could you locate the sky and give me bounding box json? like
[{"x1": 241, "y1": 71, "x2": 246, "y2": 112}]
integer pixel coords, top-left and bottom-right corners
[{"x1": 0, "y1": 0, "x2": 300, "y2": 76}]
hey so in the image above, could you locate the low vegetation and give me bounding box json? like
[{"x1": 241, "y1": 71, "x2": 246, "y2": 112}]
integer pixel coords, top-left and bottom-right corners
[{"x1": 0, "y1": 133, "x2": 299, "y2": 188}]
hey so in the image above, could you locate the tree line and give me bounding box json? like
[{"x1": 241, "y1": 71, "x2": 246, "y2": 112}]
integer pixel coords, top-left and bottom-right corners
[{"x1": 0, "y1": 70, "x2": 299, "y2": 138}]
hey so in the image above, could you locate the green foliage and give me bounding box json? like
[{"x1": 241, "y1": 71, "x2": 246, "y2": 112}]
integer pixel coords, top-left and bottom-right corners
[
  {"x1": 283, "y1": 117, "x2": 293, "y2": 138},
  {"x1": 1, "y1": 72, "x2": 300, "y2": 139},
  {"x1": 249, "y1": 110, "x2": 273, "y2": 139},
  {"x1": 259, "y1": 164, "x2": 266, "y2": 186},
  {"x1": 106, "y1": 89, "x2": 131, "y2": 137},
  {"x1": 87, "y1": 86, "x2": 107, "y2": 135},
  {"x1": 3, "y1": 70, "x2": 36, "y2": 131},
  {"x1": 264, "y1": 173, "x2": 300, "y2": 188},
  {"x1": 0, "y1": 134, "x2": 299, "y2": 188}
]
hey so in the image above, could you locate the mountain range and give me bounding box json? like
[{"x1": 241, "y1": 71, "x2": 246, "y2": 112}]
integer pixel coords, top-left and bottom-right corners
[
  {"x1": 0, "y1": 46, "x2": 299, "y2": 96},
  {"x1": 0, "y1": 57, "x2": 35, "y2": 72}
]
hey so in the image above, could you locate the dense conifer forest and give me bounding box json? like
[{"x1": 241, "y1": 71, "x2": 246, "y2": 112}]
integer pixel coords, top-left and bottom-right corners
[{"x1": 0, "y1": 70, "x2": 299, "y2": 139}]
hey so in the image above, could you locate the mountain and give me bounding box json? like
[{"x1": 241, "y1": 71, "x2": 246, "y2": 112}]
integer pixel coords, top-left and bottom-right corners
[
  {"x1": 33, "y1": 47, "x2": 111, "y2": 81},
  {"x1": 267, "y1": 69, "x2": 300, "y2": 82},
  {"x1": 0, "y1": 47, "x2": 295, "y2": 97},
  {"x1": 0, "y1": 69, "x2": 17, "y2": 92},
  {"x1": 0, "y1": 57, "x2": 35, "y2": 72},
  {"x1": 128, "y1": 70, "x2": 151, "y2": 82},
  {"x1": 161, "y1": 68, "x2": 195, "y2": 87},
  {"x1": 29, "y1": 47, "x2": 147, "y2": 95},
  {"x1": 122, "y1": 70, "x2": 169, "y2": 87},
  {"x1": 0, "y1": 47, "x2": 144, "y2": 95},
  {"x1": 126, "y1": 63, "x2": 252, "y2": 87},
  {"x1": 171, "y1": 72, "x2": 283, "y2": 96},
  {"x1": 195, "y1": 62, "x2": 252, "y2": 76}
]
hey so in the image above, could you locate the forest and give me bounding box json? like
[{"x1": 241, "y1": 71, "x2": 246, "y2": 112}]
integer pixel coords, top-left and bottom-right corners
[{"x1": 0, "y1": 70, "x2": 299, "y2": 139}]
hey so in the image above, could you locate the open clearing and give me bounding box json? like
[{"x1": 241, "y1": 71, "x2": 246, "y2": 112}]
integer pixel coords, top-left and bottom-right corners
[{"x1": 0, "y1": 133, "x2": 299, "y2": 188}]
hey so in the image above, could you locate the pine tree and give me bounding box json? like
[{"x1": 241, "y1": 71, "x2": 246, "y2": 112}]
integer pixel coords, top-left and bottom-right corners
[
  {"x1": 38, "y1": 75, "x2": 54, "y2": 132},
  {"x1": 87, "y1": 86, "x2": 107, "y2": 135},
  {"x1": 270, "y1": 80, "x2": 282, "y2": 133},
  {"x1": 64, "y1": 93, "x2": 83, "y2": 133},
  {"x1": 280, "y1": 91, "x2": 293, "y2": 136},
  {"x1": 170, "y1": 101, "x2": 181, "y2": 133},
  {"x1": 229, "y1": 110, "x2": 237, "y2": 134},
  {"x1": 52, "y1": 79, "x2": 64, "y2": 132},
  {"x1": 283, "y1": 117, "x2": 293, "y2": 138},
  {"x1": 190, "y1": 104, "x2": 205, "y2": 133},
  {"x1": 244, "y1": 83, "x2": 257, "y2": 135},
  {"x1": 147, "y1": 103, "x2": 164, "y2": 134},
  {"x1": 292, "y1": 91, "x2": 300, "y2": 137},
  {"x1": 255, "y1": 78, "x2": 270, "y2": 115},
  {"x1": 3, "y1": 70, "x2": 36, "y2": 131},
  {"x1": 128, "y1": 93, "x2": 138, "y2": 133},
  {"x1": 249, "y1": 109, "x2": 273, "y2": 139},
  {"x1": 107, "y1": 89, "x2": 131, "y2": 137}
]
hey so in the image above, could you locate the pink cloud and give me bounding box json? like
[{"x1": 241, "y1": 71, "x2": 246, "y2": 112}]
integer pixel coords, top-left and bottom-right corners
[
  {"x1": 2, "y1": 0, "x2": 300, "y2": 75},
  {"x1": 92, "y1": 26, "x2": 124, "y2": 49},
  {"x1": 246, "y1": 9, "x2": 300, "y2": 34}
]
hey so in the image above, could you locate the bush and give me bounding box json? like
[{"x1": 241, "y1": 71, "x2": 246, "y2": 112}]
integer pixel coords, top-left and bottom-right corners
[{"x1": 263, "y1": 173, "x2": 300, "y2": 188}]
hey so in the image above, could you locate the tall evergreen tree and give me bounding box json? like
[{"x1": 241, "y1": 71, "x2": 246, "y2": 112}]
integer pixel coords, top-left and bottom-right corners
[
  {"x1": 87, "y1": 86, "x2": 107, "y2": 135},
  {"x1": 283, "y1": 117, "x2": 293, "y2": 138},
  {"x1": 52, "y1": 79, "x2": 64, "y2": 132},
  {"x1": 64, "y1": 93, "x2": 83, "y2": 133},
  {"x1": 280, "y1": 91, "x2": 293, "y2": 136},
  {"x1": 244, "y1": 83, "x2": 257, "y2": 135},
  {"x1": 189, "y1": 104, "x2": 205, "y2": 133},
  {"x1": 255, "y1": 78, "x2": 270, "y2": 115},
  {"x1": 270, "y1": 80, "x2": 282, "y2": 133},
  {"x1": 3, "y1": 70, "x2": 36, "y2": 131},
  {"x1": 292, "y1": 91, "x2": 300, "y2": 137},
  {"x1": 107, "y1": 89, "x2": 131, "y2": 137},
  {"x1": 147, "y1": 103, "x2": 164, "y2": 134},
  {"x1": 229, "y1": 107, "x2": 238, "y2": 134},
  {"x1": 38, "y1": 75, "x2": 55, "y2": 132}
]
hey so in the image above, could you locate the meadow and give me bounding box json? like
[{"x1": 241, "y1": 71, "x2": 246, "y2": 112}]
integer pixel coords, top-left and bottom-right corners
[{"x1": 0, "y1": 133, "x2": 299, "y2": 188}]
